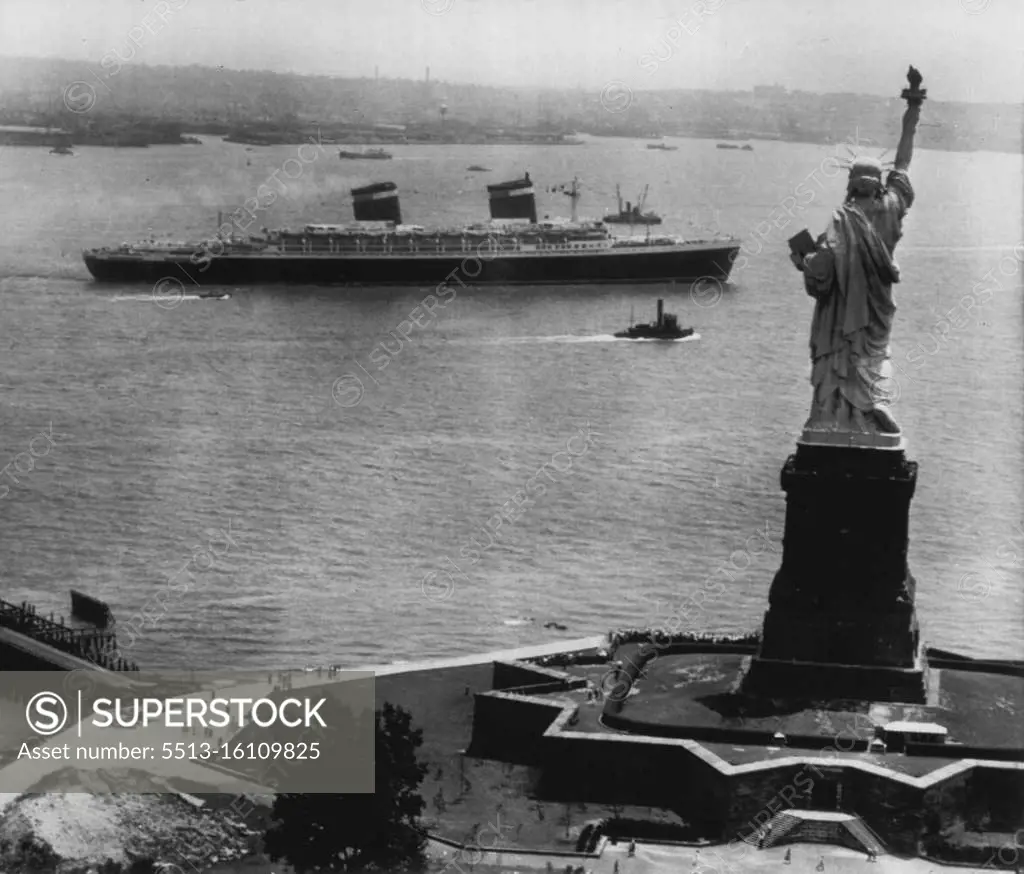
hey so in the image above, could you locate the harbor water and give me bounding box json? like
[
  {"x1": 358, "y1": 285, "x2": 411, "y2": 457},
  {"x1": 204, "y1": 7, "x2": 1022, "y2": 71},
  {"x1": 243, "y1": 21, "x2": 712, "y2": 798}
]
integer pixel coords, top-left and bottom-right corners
[{"x1": 0, "y1": 135, "x2": 1020, "y2": 669}]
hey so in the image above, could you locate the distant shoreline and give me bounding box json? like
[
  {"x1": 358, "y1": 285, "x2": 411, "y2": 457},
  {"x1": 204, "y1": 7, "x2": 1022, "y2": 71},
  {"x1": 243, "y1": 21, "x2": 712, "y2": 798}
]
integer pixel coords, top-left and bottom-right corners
[
  {"x1": 2, "y1": 55, "x2": 1019, "y2": 155},
  {"x1": 3, "y1": 123, "x2": 1020, "y2": 156},
  {"x1": 222, "y1": 132, "x2": 587, "y2": 147}
]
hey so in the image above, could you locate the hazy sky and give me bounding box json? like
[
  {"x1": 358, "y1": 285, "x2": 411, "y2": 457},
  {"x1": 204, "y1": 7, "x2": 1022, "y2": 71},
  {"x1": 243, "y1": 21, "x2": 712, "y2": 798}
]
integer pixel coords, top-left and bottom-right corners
[{"x1": 1, "y1": 0, "x2": 1022, "y2": 103}]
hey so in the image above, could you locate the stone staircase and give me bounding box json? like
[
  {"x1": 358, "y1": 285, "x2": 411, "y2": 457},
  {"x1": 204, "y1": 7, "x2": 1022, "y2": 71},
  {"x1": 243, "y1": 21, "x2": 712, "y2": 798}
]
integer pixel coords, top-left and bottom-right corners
[
  {"x1": 843, "y1": 817, "x2": 886, "y2": 856},
  {"x1": 756, "y1": 810, "x2": 886, "y2": 856},
  {"x1": 753, "y1": 811, "x2": 802, "y2": 848}
]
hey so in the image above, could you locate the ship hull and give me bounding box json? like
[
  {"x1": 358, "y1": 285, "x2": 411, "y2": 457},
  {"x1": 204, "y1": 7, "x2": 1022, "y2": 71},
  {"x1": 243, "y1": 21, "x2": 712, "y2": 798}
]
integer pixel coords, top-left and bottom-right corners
[
  {"x1": 613, "y1": 329, "x2": 693, "y2": 339},
  {"x1": 83, "y1": 244, "x2": 740, "y2": 286}
]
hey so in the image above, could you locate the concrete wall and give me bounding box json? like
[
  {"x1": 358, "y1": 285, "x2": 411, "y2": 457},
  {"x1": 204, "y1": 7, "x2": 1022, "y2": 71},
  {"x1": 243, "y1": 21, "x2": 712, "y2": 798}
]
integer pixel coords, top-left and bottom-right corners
[
  {"x1": 927, "y1": 654, "x2": 1024, "y2": 678},
  {"x1": 469, "y1": 692, "x2": 569, "y2": 764},
  {"x1": 963, "y1": 765, "x2": 1024, "y2": 830},
  {"x1": 493, "y1": 660, "x2": 582, "y2": 691},
  {"x1": 907, "y1": 742, "x2": 1024, "y2": 762},
  {"x1": 839, "y1": 766, "x2": 926, "y2": 855},
  {"x1": 604, "y1": 709, "x2": 874, "y2": 752},
  {"x1": 540, "y1": 720, "x2": 729, "y2": 830},
  {"x1": 725, "y1": 763, "x2": 816, "y2": 838}
]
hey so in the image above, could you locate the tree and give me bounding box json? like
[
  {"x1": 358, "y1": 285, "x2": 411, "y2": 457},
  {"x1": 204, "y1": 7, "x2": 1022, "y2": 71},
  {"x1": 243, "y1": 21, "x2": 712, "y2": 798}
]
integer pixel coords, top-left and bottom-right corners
[{"x1": 264, "y1": 702, "x2": 428, "y2": 872}]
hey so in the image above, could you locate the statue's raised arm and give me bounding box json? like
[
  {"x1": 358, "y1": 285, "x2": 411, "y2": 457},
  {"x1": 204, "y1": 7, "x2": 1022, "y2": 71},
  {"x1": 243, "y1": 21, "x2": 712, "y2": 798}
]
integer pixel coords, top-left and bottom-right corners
[{"x1": 894, "y1": 66, "x2": 926, "y2": 171}]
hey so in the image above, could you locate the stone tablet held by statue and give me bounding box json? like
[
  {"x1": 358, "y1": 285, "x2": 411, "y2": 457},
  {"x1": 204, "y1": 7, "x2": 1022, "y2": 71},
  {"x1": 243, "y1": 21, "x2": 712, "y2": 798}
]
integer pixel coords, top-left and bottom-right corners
[{"x1": 788, "y1": 229, "x2": 816, "y2": 258}]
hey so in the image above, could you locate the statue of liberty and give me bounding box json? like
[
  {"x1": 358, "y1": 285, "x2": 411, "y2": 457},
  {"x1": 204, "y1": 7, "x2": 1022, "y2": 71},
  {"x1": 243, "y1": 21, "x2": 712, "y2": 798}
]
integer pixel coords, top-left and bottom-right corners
[{"x1": 791, "y1": 67, "x2": 925, "y2": 445}]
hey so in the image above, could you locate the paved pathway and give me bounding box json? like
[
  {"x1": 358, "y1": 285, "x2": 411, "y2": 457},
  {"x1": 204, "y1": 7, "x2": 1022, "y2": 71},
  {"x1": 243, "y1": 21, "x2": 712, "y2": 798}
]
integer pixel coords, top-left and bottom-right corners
[{"x1": 430, "y1": 839, "x2": 994, "y2": 874}]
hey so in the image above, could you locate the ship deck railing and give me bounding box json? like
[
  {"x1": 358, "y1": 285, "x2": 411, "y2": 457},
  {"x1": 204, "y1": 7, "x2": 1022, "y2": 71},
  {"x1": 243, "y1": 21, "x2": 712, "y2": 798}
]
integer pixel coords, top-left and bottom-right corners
[
  {"x1": 94, "y1": 234, "x2": 739, "y2": 258},
  {"x1": 271, "y1": 238, "x2": 630, "y2": 255}
]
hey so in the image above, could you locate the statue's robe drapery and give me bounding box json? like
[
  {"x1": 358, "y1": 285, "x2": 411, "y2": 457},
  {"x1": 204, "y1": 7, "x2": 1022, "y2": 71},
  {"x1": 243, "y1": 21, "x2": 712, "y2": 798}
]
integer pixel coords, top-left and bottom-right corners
[{"x1": 801, "y1": 169, "x2": 914, "y2": 432}]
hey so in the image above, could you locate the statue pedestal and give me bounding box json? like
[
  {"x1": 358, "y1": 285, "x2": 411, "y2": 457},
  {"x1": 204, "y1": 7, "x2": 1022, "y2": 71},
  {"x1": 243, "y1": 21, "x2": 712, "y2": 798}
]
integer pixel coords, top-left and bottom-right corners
[{"x1": 744, "y1": 443, "x2": 928, "y2": 703}]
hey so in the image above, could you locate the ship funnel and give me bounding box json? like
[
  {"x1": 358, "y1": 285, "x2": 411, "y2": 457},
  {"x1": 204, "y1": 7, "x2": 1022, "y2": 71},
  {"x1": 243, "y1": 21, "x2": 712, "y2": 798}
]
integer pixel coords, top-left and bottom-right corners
[
  {"x1": 351, "y1": 182, "x2": 402, "y2": 223},
  {"x1": 486, "y1": 175, "x2": 537, "y2": 223}
]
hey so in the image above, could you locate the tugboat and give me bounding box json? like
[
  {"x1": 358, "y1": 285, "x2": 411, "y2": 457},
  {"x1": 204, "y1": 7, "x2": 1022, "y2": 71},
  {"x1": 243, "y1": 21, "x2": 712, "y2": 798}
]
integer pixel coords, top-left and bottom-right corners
[
  {"x1": 603, "y1": 184, "x2": 662, "y2": 226},
  {"x1": 338, "y1": 147, "x2": 392, "y2": 160},
  {"x1": 614, "y1": 299, "x2": 693, "y2": 340}
]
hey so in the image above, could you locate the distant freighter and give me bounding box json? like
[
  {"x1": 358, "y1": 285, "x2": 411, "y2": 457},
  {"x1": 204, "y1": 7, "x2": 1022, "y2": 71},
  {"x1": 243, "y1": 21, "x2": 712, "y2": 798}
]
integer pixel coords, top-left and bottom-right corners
[
  {"x1": 338, "y1": 148, "x2": 392, "y2": 160},
  {"x1": 82, "y1": 175, "x2": 741, "y2": 286},
  {"x1": 603, "y1": 184, "x2": 662, "y2": 226}
]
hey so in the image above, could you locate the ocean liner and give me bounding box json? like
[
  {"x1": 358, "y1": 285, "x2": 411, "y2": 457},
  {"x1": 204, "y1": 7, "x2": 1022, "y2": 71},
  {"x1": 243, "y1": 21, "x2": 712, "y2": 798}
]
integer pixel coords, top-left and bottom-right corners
[{"x1": 82, "y1": 175, "x2": 741, "y2": 286}]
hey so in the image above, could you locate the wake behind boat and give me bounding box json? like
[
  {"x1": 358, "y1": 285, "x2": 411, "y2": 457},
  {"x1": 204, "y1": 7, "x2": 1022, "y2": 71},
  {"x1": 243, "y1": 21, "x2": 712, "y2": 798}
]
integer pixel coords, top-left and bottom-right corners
[{"x1": 614, "y1": 299, "x2": 694, "y2": 340}]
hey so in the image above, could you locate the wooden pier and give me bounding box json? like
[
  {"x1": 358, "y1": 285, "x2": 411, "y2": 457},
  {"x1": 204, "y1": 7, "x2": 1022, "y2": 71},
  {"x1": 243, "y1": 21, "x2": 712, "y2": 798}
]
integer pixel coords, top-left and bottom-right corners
[{"x1": 0, "y1": 597, "x2": 136, "y2": 672}]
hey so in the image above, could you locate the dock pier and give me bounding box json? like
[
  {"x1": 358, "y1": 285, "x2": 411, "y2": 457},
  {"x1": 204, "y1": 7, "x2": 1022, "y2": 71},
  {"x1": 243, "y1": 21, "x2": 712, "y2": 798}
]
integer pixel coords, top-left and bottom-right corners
[{"x1": 0, "y1": 596, "x2": 136, "y2": 672}]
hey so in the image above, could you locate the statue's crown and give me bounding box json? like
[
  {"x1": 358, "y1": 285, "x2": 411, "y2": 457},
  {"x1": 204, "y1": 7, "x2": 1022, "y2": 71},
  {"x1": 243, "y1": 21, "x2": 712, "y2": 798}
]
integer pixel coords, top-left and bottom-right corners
[{"x1": 848, "y1": 156, "x2": 884, "y2": 179}]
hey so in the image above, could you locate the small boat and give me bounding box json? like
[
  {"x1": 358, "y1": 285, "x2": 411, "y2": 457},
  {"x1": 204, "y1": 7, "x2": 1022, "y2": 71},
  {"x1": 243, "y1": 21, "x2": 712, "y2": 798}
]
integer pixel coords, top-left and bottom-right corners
[
  {"x1": 339, "y1": 148, "x2": 392, "y2": 160},
  {"x1": 741, "y1": 144, "x2": 754, "y2": 151},
  {"x1": 614, "y1": 299, "x2": 693, "y2": 340},
  {"x1": 197, "y1": 291, "x2": 231, "y2": 300},
  {"x1": 466, "y1": 165, "x2": 491, "y2": 172},
  {"x1": 70, "y1": 589, "x2": 114, "y2": 628},
  {"x1": 716, "y1": 143, "x2": 740, "y2": 150},
  {"x1": 49, "y1": 145, "x2": 73, "y2": 155},
  {"x1": 603, "y1": 184, "x2": 662, "y2": 226},
  {"x1": 647, "y1": 143, "x2": 678, "y2": 151}
]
